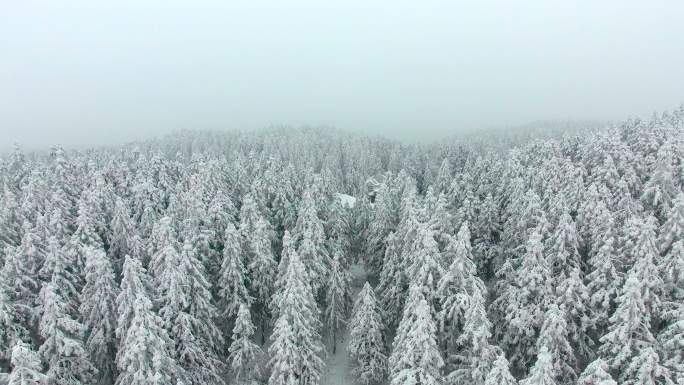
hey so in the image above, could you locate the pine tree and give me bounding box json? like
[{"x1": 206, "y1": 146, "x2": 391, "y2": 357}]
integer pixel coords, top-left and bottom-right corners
[
  {"x1": 484, "y1": 355, "x2": 517, "y2": 385},
  {"x1": 108, "y1": 197, "x2": 136, "y2": 273},
  {"x1": 294, "y1": 189, "x2": 330, "y2": 296},
  {"x1": 437, "y1": 222, "x2": 486, "y2": 352},
  {"x1": 156, "y1": 240, "x2": 224, "y2": 385},
  {"x1": 324, "y1": 243, "x2": 351, "y2": 353},
  {"x1": 38, "y1": 281, "x2": 95, "y2": 385},
  {"x1": 599, "y1": 273, "x2": 656, "y2": 375},
  {"x1": 388, "y1": 284, "x2": 444, "y2": 385},
  {"x1": 8, "y1": 341, "x2": 46, "y2": 385},
  {"x1": 660, "y1": 240, "x2": 684, "y2": 303},
  {"x1": 659, "y1": 192, "x2": 684, "y2": 255},
  {"x1": 246, "y1": 216, "x2": 277, "y2": 338},
  {"x1": 348, "y1": 282, "x2": 387, "y2": 385},
  {"x1": 641, "y1": 146, "x2": 677, "y2": 220},
  {"x1": 586, "y1": 210, "x2": 621, "y2": 332},
  {"x1": 519, "y1": 345, "x2": 556, "y2": 385},
  {"x1": 268, "y1": 251, "x2": 324, "y2": 385},
  {"x1": 217, "y1": 222, "x2": 252, "y2": 320},
  {"x1": 656, "y1": 300, "x2": 683, "y2": 385},
  {"x1": 38, "y1": 236, "x2": 78, "y2": 309},
  {"x1": 375, "y1": 232, "x2": 408, "y2": 330},
  {"x1": 499, "y1": 227, "x2": 552, "y2": 371},
  {"x1": 546, "y1": 207, "x2": 581, "y2": 277},
  {"x1": 626, "y1": 215, "x2": 664, "y2": 319},
  {"x1": 115, "y1": 256, "x2": 151, "y2": 347},
  {"x1": 407, "y1": 222, "x2": 443, "y2": 305},
  {"x1": 577, "y1": 358, "x2": 617, "y2": 385},
  {"x1": 622, "y1": 347, "x2": 673, "y2": 385},
  {"x1": 228, "y1": 304, "x2": 263, "y2": 385},
  {"x1": 115, "y1": 294, "x2": 180, "y2": 385},
  {"x1": 79, "y1": 246, "x2": 119, "y2": 385},
  {"x1": 554, "y1": 266, "x2": 592, "y2": 359},
  {"x1": 536, "y1": 304, "x2": 577, "y2": 384},
  {"x1": 0, "y1": 259, "x2": 28, "y2": 365},
  {"x1": 148, "y1": 216, "x2": 179, "y2": 279}
]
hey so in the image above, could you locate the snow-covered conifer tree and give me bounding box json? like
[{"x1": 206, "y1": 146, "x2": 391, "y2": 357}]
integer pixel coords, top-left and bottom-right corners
[
  {"x1": 156, "y1": 240, "x2": 223, "y2": 385},
  {"x1": 348, "y1": 282, "x2": 387, "y2": 385},
  {"x1": 641, "y1": 145, "x2": 677, "y2": 220},
  {"x1": 407, "y1": 222, "x2": 443, "y2": 306},
  {"x1": 38, "y1": 281, "x2": 95, "y2": 385},
  {"x1": 324, "y1": 243, "x2": 351, "y2": 353},
  {"x1": 519, "y1": 345, "x2": 556, "y2": 385},
  {"x1": 388, "y1": 284, "x2": 444, "y2": 385},
  {"x1": 8, "y1": 341, "x2": 46, "y2": 385},
  {"x1": 116, "y1": 294, "x2": 180, "y2": 385},
  {"x1": 268, "y1": 251, "x2": 324, "y2": 385},
  {"x1": 0, "y1": 256, "x2": 28, "y2": 364},
  {"x1": 535, "y1": 304, "x2": 577, "y2": 384},
  {"x1": 577, "y1": 358, "x2": 617, "y2": 385},
  {"x1": 246, "y1": 216, "x2": 277, "y2": 335},
  {"x1": 437, "y1": 222, "x2": 486, "y2": 352},
  {"x1": 108, "y1": 197, "x2": 136, "y2": 272},
  {"x1": 228, "y1": 303, "x2": 263, "y2": 385},
  {"x1": 599, "y1": 273, "x2": 656, "y2": 378},
  {"x1": 79, "y1": 246, "x2": 119, "y2": 385},
  {"x1": 217, "y1": 222, "x2": 252, "y2": 320},
  {"x1": 115, "y1": 256, "x2": 151, "y2": 346},
  {"x1": 498, "y1": 227, "x2": 552, "y2": 371},
  {"x1": 484, "y1": 355, "x2": 517, "y2": 385}
]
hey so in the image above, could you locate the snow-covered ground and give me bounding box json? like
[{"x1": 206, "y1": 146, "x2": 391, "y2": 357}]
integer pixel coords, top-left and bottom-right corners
[
  {"x1": 335, "y1": 193, "x2": 357, "y2": 208},
  {"x1": 321, "y1": 264, "x2": 367, "y2": 385}
]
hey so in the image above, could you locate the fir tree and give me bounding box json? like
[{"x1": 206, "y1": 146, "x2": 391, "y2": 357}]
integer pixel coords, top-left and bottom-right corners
[
  {"x1": 228, "y1": 304, "x2": 263, "y2": 385},
  {"x1": 115, "y1": 256, "x2": 151, "y2": 346},
  {"x1": 375, "y1": 232, "x2": 408, "y2": 330},
  {"x1": 115, "y1": 294, "x2": 180, "y2": 385},
  {"x1": 407, "y1": 222, "x2": 444, "y2": 305},
  {"x1": 519, "y1": 345, "x2": 556, "y2": 385},
  {"x1": 499, "y1": 227, "x2": 552, "y2": 371},
  {"x1": 8, "y1": 341, "x2": 46, "y2": 385},
  {"x1": 268, "y1": 250, "x2": 324, "y2": 385},
  {"x1": 108, "y1": 197, "x2": 136, "y2": 273},
  {"x1": 0, "y1": 258, "x2": 28, "y2": 365},
  {"x1": 599, "y1": 273, "x2": 656, "y2": 376},
  {"x1": 156, "y1": 240, "x2": 224, "y2": 385},
  {"x1": 348, "y1": 282, "x2": 387, "y2": 385},
  {"x1": 79, "y1": 246, "x2": 119, "y2": 385},
  {"x1": 536, "y1": 304, "x2": 577, "y2": 384},
  {"x1": 437, "y1": 222, "x2": 486, "y2": 352},
  {"x1": 246, "y1": 216, "x2": 277, "y2": 339},
  {"x1": 388, "y1": 284, "x2": 444, "y2": 385},
  {"x1": 217, "y1": 222, "x2": 252, "y2": 320},
  {"x1": 622, "y1": 347, "x2": 673, "y2": 385},
  {"x1": 577, "y1": 358, "x2": 617, "y2": 385},
  {"x1": 484, "y1": 355, "x2": 517, "y2": 385},
  {"x1": 324, "y1": 243, "x2": 351, "y2": 353},
  {"x1": 586, "y1": 209, "x2": 621, "y2": 332},
  {"x1": 38, "y1": 281, "x2": 95, "y2": 385}
]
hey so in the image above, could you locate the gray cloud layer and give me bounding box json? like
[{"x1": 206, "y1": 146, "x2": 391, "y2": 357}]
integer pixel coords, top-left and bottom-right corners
[{"x1": 1, "y1": 0, "x2": 683, "y2": 148}]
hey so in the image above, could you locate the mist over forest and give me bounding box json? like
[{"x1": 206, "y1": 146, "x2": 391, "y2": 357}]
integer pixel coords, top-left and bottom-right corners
[{"x1": 1, "y1": 1, "x2": 684, "y2": 385}]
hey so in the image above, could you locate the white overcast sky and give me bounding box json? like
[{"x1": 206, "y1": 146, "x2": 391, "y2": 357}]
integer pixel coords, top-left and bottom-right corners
[{"x1": 1, "y1": 0, "x2": 683, "y2": 148}]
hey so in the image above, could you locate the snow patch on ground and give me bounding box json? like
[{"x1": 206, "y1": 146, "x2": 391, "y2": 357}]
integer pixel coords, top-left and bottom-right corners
[
  {"x1": 335, "y1": 193, "x2": 357, "y2": 208},
  {"x1": 321, "y1": 264, "x2": 367, "y2": 385}
]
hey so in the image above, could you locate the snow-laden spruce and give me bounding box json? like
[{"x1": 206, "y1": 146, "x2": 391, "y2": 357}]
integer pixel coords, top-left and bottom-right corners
[
  {"x1": 7, "y1": 341, "x2": 46, "y2": 385},
  {"x1": 389, "y1": 284, "x2": 444, "y2": 385},
  {"x1": 348, "y1": 282, "x2": 387, "y2": 385},
  {"x1": 228, "y1": 303, "x2": 263, "y2": 385},
  {"x1": 268, "y1": 248, "x2": 324, "y2": 385}
]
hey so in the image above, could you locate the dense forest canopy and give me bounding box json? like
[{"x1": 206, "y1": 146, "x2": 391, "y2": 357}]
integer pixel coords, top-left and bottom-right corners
[{"x1": 0, "y1": 106, "x2": 683, "y2": 385}]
